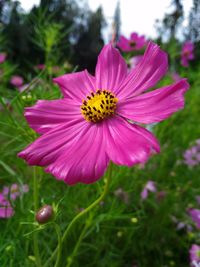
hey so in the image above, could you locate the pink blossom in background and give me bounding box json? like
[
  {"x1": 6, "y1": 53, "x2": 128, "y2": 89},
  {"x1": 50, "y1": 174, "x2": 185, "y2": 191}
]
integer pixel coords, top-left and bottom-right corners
[
  {"x1": 18, "y1": 42, "x2": 189, "y2": 185},
  {"x1": 189, "y1": 244, "x2": 200, "y2": 266},
  {"x1": 176, "y1": 221, "x2": 192, "y2": 232},
  {"x1": 10, "y1": 75, "x2": 24, "y2": 87},
  {"x1": 171, "y1": 72, "x2": 182, "y2": 82},
  {"x1": 0, "y1": 53, "x2": 7, "y2": 64},
  {"x1": 183, "y1": 139, "x2": 200, "y2": 167},
  {"x1": 141, "y1": 180, "x2": 157, "y2": 200},
  {"x1": 114, "y1": 188, "x2": 129, "y2": 204},
  {"x1": 0, "y1": 193, "x2": 14, "y2": 218},
  {"x1": 171, "y1": 216, "x2": 193, "y2": 232},
  {"x1": 181, "y1": 41, "x2": 194, "y2": 67},
  {"x1": 36, "y1": 64, "x2": 46, "y2": 70},
  {"x1": 188, "y1": 208, "x2": 200, "y2": 229},
  {"x1": 3, "y1": 183, "x2": 29, "y2": 200},
  {"x1": 117, "y1": 32, "x2": 146, "y2": 52},
  {"x1": 129, "y1": 56, "x2": 143, "y2": 70}
]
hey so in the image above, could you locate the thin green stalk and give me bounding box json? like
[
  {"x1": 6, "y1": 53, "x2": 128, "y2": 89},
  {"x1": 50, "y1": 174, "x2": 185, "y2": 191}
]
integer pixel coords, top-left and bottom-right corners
[
  {"x1": 66, "y1": 222, "x2": 89, "y2": 267},
  {"x1": 45, "y1": 162, "x2": 113, "y2": 267},
  {"x1": 61, "y1": 162, "x2": 113, "y2": 242},
  {"x1": 54, "y1": 223, "x2": 62, "y2": 267},
  {"x1": 33, "y1": 167, "x2": 42, "y2": 267},
  {"x1": 0, "y1": 96, "x2": 18, "y2": 127}
]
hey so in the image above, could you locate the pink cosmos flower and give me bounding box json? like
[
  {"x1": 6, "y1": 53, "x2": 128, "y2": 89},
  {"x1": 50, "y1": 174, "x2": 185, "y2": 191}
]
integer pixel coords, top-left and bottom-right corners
[
  {"x1": 35, "y1": 64, "x2": 46, "y2": 70},
  {"x1": 188, "y1": 208, "x2": 200, "y2": 229},
  {"x1": 117, "y1": 32, "x2": 146, "y2": 52},
  {"x1": 18, "y1": 42, "x2": 189, "y2": 185},
  {"x1": 189, "y1": 244, "x2": 200, "y2": 267},
  {"x1": 184, "y1": 140, "x2": 200, "y2": 167},
  {"x1": 141, "y1": 180, "x2": 157, "y2": 200},
  {"x1": 3, "y1": 183, "x2": 29, "y2": 200},
  {"x1": 181, "y1": 41, "x2": 194, "y2": 67},
  {"x1": 0, "y1": 53, "x2": 7, "y2": 64},
  {"x1": 0, "y1": 193, "x2": 14, "y2": 218},
  {"x1": 10, "y1": 75, "x2": 24, "y2": 87}
]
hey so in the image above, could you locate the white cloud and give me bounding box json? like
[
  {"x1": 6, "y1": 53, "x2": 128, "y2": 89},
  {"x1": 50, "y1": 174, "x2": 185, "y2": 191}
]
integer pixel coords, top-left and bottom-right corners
[{"x1": 19, "y1": 0, "x2": 40, "y2": 11}]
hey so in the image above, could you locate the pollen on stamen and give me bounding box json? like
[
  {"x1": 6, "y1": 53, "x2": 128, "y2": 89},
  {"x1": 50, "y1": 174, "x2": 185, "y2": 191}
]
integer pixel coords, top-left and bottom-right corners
[{"x1": 81, "y1": 90, "x2": 118, "y2": 123}]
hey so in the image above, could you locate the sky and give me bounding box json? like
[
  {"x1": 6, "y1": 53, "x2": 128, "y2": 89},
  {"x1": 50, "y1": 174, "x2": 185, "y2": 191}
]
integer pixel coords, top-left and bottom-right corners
[{"x1": 18, "y1": 0, "x2": 193, "y2": 41}]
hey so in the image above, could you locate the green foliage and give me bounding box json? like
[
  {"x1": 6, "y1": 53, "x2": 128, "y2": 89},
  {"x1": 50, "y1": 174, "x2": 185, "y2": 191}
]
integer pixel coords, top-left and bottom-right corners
[{"x1": 0, "y1": 0, "x2": 105, "y2": 73}]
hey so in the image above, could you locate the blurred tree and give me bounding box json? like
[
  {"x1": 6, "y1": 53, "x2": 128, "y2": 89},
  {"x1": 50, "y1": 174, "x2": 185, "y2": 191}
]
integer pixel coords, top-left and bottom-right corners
[
  {"x1": 155, "y1": 0, "x2": 183, "y2": 42},
  {"x1": 0, "y1": 0, "x2": 105, "y2": 74},
  {"x1": 111, "y1": 1, "x2": 120, "y2": 44},
  {"x1": 2, "y1": 1, "x2": 29, "y2": 69},
  {"x1": 188, "y1": 0, "x2": 200, "y2": 41},
  {"x1": 72, "y1": 7, "x2": 105, "y2": 73}
]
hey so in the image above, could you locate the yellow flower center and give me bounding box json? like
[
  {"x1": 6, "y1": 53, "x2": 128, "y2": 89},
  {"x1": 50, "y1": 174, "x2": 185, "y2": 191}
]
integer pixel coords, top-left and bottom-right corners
[{"x1": 81, "y1": 90, "x2": 118, "y2": 122}]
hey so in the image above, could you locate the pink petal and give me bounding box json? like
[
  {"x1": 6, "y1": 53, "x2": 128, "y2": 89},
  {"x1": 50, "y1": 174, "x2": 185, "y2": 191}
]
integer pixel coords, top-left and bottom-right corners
[
  {"x1": 130, "y1": 32, "x2": 138, "y2": 41},
  {"x1": 103, "y1": 116, "x2": 160, "y2": 167},
  {"x1": 18, "y1": 119, "x2": 88, "y2": 167},
  {"x1": 181, "y1": 57, "x2": 189, "y2": 67},
  {"x1": 0, "y1": 207, "x2": 14, "y2": 218},
  {"x1": 53, "y1": 70, "x2": 95, "y2": 102},
  {"x1": 95, "y1": 44, "x2": 127, "y2": 94},
  {"x1": 11, "y1": 192, "x2": 20, "y2": 200},
  {"x1": 24, "y1": 99, "x2": 82, "y2": 134},
  {"x1": 46, "y1": 123, "x2": 109, "y2": 185},
  {"x1": 136, "y1": 36, "x2": 146, "y2": 49},
  {"x1": 116, "y1": 42, "x2": 168, "y2": 99},
  {"x1": 117, "y1": 35, "x2": 132, "y2": 52},
  {"x1": 0, "y1": 53, "x2": 6, "y2": 64},
  {"x1": 2, "y1": 186, "x2": 9, "y2": 196},
  {"x1": 117, "y1": 79, "x2": 189, "y2": 124},
  {"x1": 141, "y1": 188, "x2": 148, "y2": 200},
  {"x1": 146, "y1": 181, "x2": 157, "y2": 192},
  {"x1": 22, "y1": 184, "x2": 29, "y2": 193}
]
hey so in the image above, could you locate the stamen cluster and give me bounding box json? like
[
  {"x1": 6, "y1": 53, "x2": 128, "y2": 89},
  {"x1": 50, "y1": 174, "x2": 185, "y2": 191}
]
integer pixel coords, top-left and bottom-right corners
[
  {"x1": 129, "y1": 41, "x2": 136, "y2": 47},
  {"x1": 81, "y1": 90, "x2": 118, "y2": 122}
]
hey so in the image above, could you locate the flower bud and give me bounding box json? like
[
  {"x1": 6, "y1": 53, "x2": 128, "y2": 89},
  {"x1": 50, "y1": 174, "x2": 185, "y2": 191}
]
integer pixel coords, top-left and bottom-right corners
[
  {"x1": 117, "y1": 231, "x2": 123, "y2": 238},
  {"x1": 35, "y1": 205, "x2": 54, "y2": 224},
  {"x1": 131, "y1": 217, "x2": 138, "y2": 223}
]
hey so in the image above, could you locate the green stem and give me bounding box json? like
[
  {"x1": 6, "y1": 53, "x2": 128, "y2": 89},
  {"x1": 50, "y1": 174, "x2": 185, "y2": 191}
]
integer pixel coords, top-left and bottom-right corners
[
  {"x1": 66, "y1": 221, "x2": 89, "y2": 267},
  {"x1": 33, "y1": 167, "x2": 42, "y2": 267},
  {"x1": 0, "y1": 96, "x2": 18, "y2": 127},
  {"x1": 46, "y1": 162, "x2": 113, "y2": 267},
  {"x1": 62, "y1": 162, "x2": 113, "y2": 241},
  {"x1": 54, "y1": 223, "x2": 62, "y2": 267}
]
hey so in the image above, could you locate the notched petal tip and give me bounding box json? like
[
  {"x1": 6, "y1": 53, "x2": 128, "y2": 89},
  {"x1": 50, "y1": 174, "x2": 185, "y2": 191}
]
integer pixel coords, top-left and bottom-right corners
[
  {"x1": 117, "y1": 41, "x2": 169, "y2": 98},
  {"x1": 177, "y1": 78, "x2": 190, "y2": 92}
]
